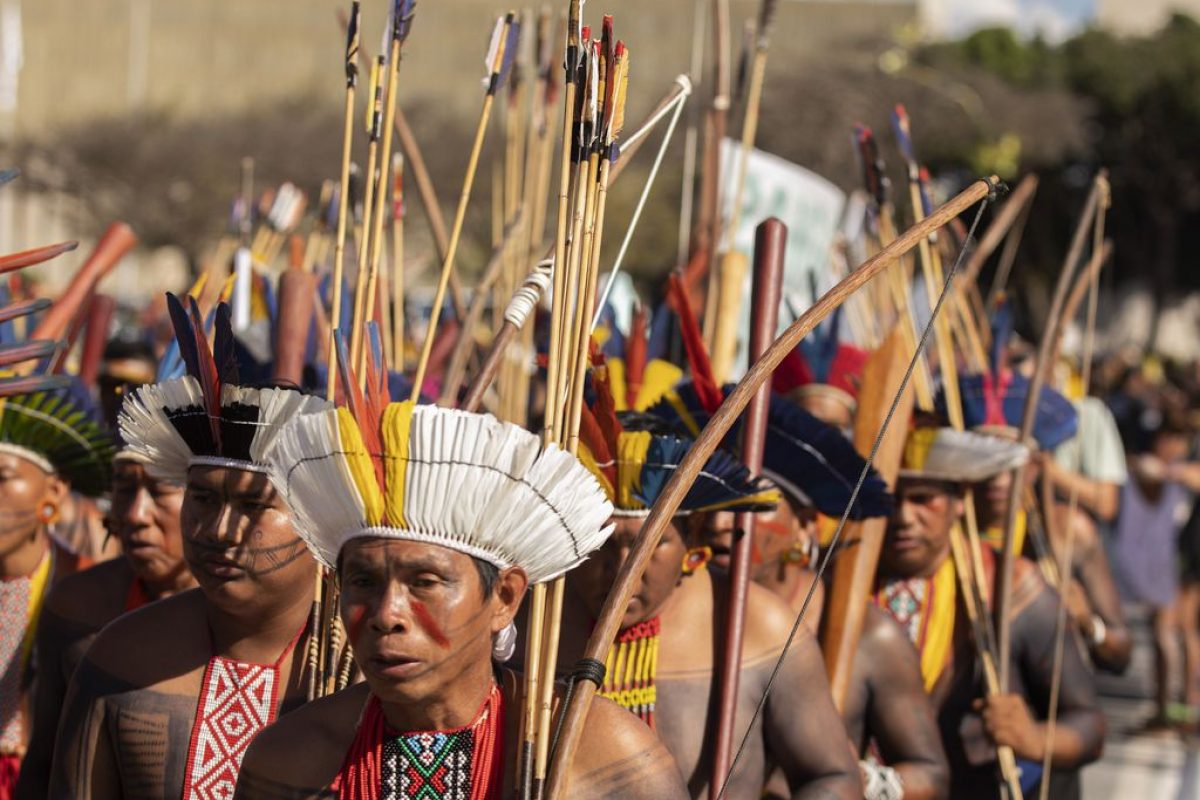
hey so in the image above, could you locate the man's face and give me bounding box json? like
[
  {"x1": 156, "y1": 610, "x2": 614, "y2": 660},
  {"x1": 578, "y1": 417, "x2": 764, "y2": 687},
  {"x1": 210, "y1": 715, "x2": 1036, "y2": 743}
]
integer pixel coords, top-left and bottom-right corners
[
  {"x1": 697, "y1": 499, "x2": 812, "y2": 576},
  {"x1": 882, "y1": 478, "x2": 962, "y2": 579},
  {"x1": 338, "y1": 538, "x2": 526, "y2": 705},
  {"x1": 570, "y1": 516, "x2": 687, "y2": 630},
  {"x1": 180, "y1": 466, "x2": 314, "y2": 607},
  {"x1": 0, "y1": 453, "x2": 62, "y2": 559},
  {"x1": 110, "y1": 460, "x2": 188, "y2": 587},
  {"x1": 972, "y1": 466, "x2": 1034, "y2": 528}
]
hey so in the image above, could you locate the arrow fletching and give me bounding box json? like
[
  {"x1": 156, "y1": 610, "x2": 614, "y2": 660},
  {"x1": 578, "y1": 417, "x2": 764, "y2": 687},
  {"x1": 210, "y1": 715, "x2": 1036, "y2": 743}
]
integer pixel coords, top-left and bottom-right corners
[
  {"x1": 345, "y1": 1, "x2": 361, "y2": 86},
  {"x1": 757, "y1": 0, "x2": 779, "y2": 50},
  {"x1": 0, "y1": 168, "x2": 18, "y2": 188},
  {"x1": 892, "y1": 103, "x2": 915, "y2": 165}
]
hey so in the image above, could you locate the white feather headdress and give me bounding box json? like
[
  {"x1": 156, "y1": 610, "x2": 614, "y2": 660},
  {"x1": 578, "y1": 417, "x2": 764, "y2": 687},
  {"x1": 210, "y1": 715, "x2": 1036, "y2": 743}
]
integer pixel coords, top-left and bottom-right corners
[
  {"x1": 267, "y1": 402, "x2": 615, "y2": 584},
  {"x1": 900, "y1": 427, "x2": 1029, "y2": 484},
  {"x1": 119, "y1": 375, "x2": 332, "y2": 483}
]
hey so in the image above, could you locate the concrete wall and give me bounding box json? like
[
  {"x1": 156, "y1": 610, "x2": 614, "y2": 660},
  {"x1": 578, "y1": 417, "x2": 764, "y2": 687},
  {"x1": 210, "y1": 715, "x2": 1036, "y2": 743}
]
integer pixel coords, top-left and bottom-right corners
[{"x1": 8, "y1": 0, "x2": 917, "y2": 137}]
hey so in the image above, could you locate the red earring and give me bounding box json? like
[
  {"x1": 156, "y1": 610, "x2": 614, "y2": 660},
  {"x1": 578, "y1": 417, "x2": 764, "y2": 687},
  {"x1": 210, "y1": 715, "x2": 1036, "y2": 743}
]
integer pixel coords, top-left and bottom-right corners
[{"x1": 681, "y1": 546, "x2": 712, "y2": 576}]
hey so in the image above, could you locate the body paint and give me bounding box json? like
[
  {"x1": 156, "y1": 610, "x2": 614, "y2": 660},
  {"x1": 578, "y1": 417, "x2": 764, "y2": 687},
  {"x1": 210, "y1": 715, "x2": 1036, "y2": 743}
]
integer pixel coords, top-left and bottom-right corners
[{"x1": 410, "y1": 600, "x2": 451, "y2": 649}]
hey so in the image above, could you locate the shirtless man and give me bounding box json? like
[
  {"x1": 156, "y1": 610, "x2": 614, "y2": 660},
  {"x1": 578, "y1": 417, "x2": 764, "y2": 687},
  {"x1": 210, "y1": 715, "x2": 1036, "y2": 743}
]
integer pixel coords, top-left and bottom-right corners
[
  {"x1": 49, "y1": 303, "x2": 331, "y2": 799},
  {"x1": 877, "y1": 427, "x2": 1105, "y2": 799},
  {"x1": 561, "y1": 408, "x2": 860, "y2": 799},
  {"x1": 235, "y1": 401, "x2": 687, "y2": 799},
  {"x1": 18, "y1": 452, "x2": 196, "y2": 799}
]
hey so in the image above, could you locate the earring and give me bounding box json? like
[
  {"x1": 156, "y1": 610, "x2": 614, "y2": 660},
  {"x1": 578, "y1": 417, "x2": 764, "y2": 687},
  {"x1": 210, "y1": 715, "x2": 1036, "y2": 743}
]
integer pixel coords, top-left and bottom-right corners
[
  {"x1": 779, "y1": 538, "x2": 815, "y2": 569},
  {"x1": 39, "y1": 502, "x2": 60, "y2": 527},
  {"x1": 681, "y1": 546, "x2": 712, "y2": 576}
]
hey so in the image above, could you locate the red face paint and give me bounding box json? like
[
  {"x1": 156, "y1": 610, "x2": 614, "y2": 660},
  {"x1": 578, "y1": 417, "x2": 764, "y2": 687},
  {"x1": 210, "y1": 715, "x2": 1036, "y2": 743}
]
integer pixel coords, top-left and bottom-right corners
[
  {"x1": 345, "y1": 604, "x2": 369, "y2": 648},
  {"x1": 410, "y1": 600, "x2": 450, "y2": 649}
]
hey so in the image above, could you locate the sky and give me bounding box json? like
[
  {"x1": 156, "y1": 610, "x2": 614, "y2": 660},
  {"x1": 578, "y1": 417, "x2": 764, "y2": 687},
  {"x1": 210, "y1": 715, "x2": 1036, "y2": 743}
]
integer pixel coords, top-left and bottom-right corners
[{"x1": 922, "y1": 0, "x2": 1097, "y2": 42}]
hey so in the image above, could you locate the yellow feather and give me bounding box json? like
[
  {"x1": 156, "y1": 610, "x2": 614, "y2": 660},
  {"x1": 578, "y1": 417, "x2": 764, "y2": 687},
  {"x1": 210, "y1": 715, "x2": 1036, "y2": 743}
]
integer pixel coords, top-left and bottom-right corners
[
  {"x1": 616, "y1": 431, "x2": 652, "y2": 511},
  {"x1": 576, "y1": 440, "x2": 616, "y2": 504},
  {"x1": 605, "y1": 358, "x2": 629, "y2": 412},
  {"x1": 336, "y1": 407, "x2": 385, "y2": 525},
  {"x1": 634, "y1": 359, "x2": 683, "y2": 412},
  {"x1": 382, "y1": 401, "x2": 416, "y2": 528}
]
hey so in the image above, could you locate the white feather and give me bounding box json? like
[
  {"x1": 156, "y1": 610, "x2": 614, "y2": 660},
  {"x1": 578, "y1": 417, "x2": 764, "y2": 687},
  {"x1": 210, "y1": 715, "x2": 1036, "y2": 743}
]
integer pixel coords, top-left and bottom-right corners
[
  {"x1": 915, "y1": 428, "x2": 1030, "y2": 484},
  {"x1": 118, "y1": 376, "x2": 204, "y2": 484}
]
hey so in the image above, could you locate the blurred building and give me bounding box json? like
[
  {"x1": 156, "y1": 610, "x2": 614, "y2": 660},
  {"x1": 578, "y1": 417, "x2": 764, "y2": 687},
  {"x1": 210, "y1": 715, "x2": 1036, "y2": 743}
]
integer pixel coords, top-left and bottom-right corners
[
  {"x1": 1096, "y1": 0, "x2": 1200, "y2": 34},
  {"x1": 6, "y1": 0, "x2": 918, "y2": 138}
]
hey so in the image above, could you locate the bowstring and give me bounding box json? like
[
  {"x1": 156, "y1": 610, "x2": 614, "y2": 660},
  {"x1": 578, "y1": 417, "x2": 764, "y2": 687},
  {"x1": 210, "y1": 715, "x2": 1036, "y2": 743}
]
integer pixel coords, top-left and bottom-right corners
[{"x1": 717, "y1": 188, "x2": 996, "y2": 799}]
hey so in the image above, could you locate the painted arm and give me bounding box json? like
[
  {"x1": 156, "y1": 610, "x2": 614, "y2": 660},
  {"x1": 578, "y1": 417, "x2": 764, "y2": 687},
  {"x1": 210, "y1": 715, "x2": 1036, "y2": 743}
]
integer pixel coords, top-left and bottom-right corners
[
  {"x1": 861, "y1": 609, "x2": 948, "y2": 800},
  {"x1": 766, "y1": 632, "x2": 863, "y2": 800}
]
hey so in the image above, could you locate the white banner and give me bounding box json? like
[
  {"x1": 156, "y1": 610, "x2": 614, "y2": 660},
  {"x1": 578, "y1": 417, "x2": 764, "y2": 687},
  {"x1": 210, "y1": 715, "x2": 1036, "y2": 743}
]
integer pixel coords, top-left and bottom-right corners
[{"x1": 718, "y1": 139, "x2": 846, "y2": 376}]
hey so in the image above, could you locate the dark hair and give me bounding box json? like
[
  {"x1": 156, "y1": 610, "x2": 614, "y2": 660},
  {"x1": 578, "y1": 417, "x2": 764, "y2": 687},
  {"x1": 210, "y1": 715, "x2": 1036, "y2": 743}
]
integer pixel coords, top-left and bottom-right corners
[
  {"x1": 102, "y1": 338, "x2": 157, "y2": 363},
  {"x1": 474, "y1": 557, "x2": 500, "y2": 597}
]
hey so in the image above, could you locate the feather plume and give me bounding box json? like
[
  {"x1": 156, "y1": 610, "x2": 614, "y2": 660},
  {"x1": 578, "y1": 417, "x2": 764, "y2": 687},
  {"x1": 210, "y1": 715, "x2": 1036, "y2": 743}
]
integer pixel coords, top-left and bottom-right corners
[
  {"x1": 667, "y1": 272, "x2": 721, "y2": 414},
  {"x1": 187, "y1": 295, "x2": 222, "y2": 449},
  {"x1": 167, "y1": 293, "x2": 201, "y2": 382},
  {"x1": 626, "y1": 304, "x2": 647, "y2": 408},
  {"x1": 335, "y1": 335, "x2": 386, "y2": 492},
  {"x1": 394, "y1": 0, "x2": 416, "y2": 42},
  {"x1": 212, "y1": 303, "x2": 240, "y2": 387},
  {"x1": 119, "y1": 377, "x2": 206, "y2": 483},
  {"x1": 909, "y1": 428, "x2": 1029, "y2": 484}
]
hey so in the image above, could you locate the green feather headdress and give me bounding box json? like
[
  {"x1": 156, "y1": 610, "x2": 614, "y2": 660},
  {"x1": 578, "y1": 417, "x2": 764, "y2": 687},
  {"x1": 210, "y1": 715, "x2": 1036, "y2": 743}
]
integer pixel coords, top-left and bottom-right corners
[{"x1": 0, "y1": 387, "x2": 116, "y2": 496}]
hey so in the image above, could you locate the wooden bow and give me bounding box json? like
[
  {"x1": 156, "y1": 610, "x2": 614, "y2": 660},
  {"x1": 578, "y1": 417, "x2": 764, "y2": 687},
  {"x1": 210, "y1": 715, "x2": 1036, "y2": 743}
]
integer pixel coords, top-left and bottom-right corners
[{"x1": 544, "y1": 175, "x2": 999, "y2": 798}]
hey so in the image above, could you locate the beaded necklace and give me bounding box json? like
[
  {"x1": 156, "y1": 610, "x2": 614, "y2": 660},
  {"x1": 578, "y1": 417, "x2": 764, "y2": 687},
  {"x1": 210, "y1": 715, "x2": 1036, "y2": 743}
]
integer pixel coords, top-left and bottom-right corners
[
  {"x1": 333, "y1": 682, "x2": 504, "y2": 800},
  {"x1": 598, "y1": 616, "x2": 661, "y2": 728}
]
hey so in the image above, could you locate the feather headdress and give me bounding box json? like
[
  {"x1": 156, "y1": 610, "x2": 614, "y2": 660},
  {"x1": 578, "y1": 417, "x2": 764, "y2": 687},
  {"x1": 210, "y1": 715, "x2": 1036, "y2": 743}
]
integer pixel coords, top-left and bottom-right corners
[
  {"x1": 120, "y1": 294, "x2": 330, "y2": 483},
  {"x1": 578, "y1": 369, "x2": 779, "y2": 518},
  {"x1": 899, "y1": 426, "x2": 1029, "y2": 484},
  {"x1": 0, "y1": 380, "x2": 115, "y2": 496},
  {"x1": 267, "y1": 401, "x2": 614, "y2": 584},
  {"x1": 772, "y1": 309, "x2": 869, "y2": 415},
  {"x1": 943, "y1": 299, "x2": 1078, "y2": 451},
  {"x1": 647, "y1": 380, "x2": 891, "y2": 520}
]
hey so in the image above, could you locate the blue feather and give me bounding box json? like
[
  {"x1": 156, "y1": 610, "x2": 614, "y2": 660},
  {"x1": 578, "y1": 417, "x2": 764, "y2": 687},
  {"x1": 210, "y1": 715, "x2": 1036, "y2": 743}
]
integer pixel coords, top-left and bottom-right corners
[
  {"x1": 989, "y1": 297, "x2": 1013, "y2": 377},
  {"x1": 646, "y1": 300, "x2": 672, "y2": 362},
  {"x1": 213, "y1": 303, "x2": 241, "y2": 386},
  {"x1": 166, "y1": 293, "x2": 202, "y2": 383}
]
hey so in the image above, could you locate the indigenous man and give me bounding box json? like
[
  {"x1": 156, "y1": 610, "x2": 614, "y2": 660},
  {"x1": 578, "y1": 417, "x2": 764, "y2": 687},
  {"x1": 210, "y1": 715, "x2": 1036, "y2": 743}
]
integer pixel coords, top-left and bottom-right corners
[
  {"x1": 49, "y1": 299, "x2": 331, "y2": 799},
  {"x1": 957, "y1": 366, "x2": 1132, "y2": 674},
  {"x1": 651, "y1": 383, "x2": 948, "y2": 800},
  {"x1": 561, "y1": 405, "x2": 861, "y2": 799},
  {"x1": 18, "y1": 450, "x2": 196, "y2": 799},
  {"x1": 877, "y1": 426, "x2": 1105, "y2": 799},
  {"x1": 234, "y1": 400, "x2": 688, "y2": 799},
  {"x1": 0, "y1": 387, "x2": 114, "y2": 796}
]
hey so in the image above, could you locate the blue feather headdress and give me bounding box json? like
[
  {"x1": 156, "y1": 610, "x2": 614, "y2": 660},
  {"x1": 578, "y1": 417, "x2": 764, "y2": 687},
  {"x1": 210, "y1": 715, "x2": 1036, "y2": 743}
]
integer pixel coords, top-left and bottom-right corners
[
  {"x1": 577, "y1": 372, "x2": 778, "y2": 518},
  {"x1": 647, "y1": 380, "x2": 892, "y2": 520},
  {"x1": 120, "y1": 293, "x2": 330, "y2": 483}
]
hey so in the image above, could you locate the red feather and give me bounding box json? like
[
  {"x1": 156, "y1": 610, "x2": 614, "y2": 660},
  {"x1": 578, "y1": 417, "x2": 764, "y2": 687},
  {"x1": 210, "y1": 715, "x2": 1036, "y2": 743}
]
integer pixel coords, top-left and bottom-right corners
[
  {"x1": 626, "y1": 303, "x2": 647, "y2": 409},
  {"x1": 335, "y1": 336, "x2": 387, "y2": 498},
  {"x1": 578, "y1": 404, "x2": 616, "y2": 488},
  {"x1": 187, "y1": 296, "x2": 222, "y2": 451},
  {"x1": 590, "y1": 359, "x2": 623, "y2": 454},
  {"x1": 667, "y1": 272, "x2": 722, "y2": 414}
]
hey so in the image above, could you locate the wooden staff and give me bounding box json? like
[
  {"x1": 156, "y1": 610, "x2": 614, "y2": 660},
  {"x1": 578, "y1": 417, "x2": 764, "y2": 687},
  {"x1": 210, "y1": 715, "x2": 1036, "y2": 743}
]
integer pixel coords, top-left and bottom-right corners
[
  {"x1": 78, "y1": 294, "x2": 116, "y2": 386},
  {"x1": 710, "y1": 218, "x2": 785, "y2": 798},
  {"x1": 545, "y1": 176, "x2": 999, "y2": 799},
  {"x1": 996, "y1": 173, "x2": 1105, "y2": 691},
  {"x1": 820, "y1": 326, "x2": 915, "y2": 710},
  {"x1": 409, "y1": 13, "x2": 515, "y2": 401},
  {"x1": 273, "y1": 268, "x2": 319, "y2": 386}
]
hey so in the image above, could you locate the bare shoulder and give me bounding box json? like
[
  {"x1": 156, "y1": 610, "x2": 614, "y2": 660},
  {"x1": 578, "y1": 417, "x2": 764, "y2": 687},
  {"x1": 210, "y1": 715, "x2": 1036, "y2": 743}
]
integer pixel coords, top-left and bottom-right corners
[
  {"x1": 44, "y1": 558, "x2": 131, "y2": 628},
  {"x1": 80, "y1": 588, "x2": 207, "y2": 684},
  {"x1": 238, "y1": 682, "x2": 368, "y2": 799},
  {"x1": 568, "y1": 695, "x2": 687, "y2": 800},
  {"x1": 860, "y1": 603, "x2": 913, "y2": 655},
  {"x1": 743, "y1": 579, "x2": 810, "y2": 660}
]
